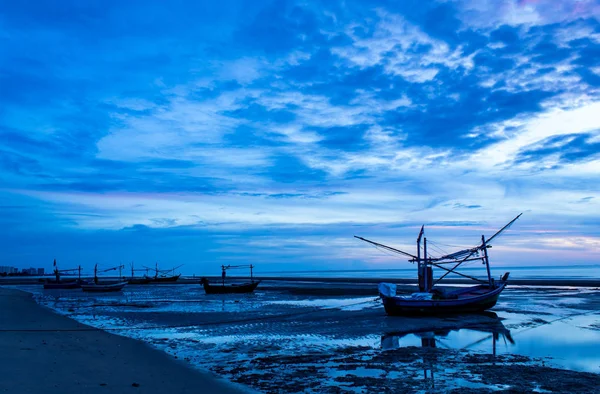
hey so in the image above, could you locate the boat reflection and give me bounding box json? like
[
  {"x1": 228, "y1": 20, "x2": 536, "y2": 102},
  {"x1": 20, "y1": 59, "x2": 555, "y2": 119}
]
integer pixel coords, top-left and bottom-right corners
[{"x1": 381, "y1": 312, "x2": 514, "y2": 390}]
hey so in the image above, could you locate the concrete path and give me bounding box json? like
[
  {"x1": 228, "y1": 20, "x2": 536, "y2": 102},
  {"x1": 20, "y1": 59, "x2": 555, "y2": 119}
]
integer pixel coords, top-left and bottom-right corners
[{"x1": 0, "y1": 287, "x2": 250, "y2": 394}]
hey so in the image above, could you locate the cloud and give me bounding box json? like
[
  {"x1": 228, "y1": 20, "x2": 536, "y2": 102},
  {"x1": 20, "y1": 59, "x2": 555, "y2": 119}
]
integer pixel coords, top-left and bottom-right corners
[{"x1": 1, "y1": 0, "x2": 600, "y2": 269}]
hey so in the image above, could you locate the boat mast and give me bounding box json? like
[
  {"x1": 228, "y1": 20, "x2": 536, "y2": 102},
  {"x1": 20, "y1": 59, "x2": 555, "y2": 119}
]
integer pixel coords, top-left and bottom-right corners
[
  {"x1": 482, "y1": 235, "x2": 492, "y2": 287},
  {"x1": 416, "y1": 226, "x2": 424, "y2": 291},
  {"x1": 423, "y1": 237, "x2": 429, "y2": 292},
  {"x1": 250, "y1": 264, "x2": 254, "y2": 283},
  {"x1": 94, "y1": 264, "x2": 98, "y2": 284},
  {"x1": 78, "y1": 265, "x2": 81, "y2": 281}
]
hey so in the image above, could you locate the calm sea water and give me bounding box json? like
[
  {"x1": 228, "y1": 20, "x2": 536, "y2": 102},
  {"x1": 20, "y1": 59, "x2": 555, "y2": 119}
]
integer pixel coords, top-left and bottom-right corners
[{"x1": 255, "y1": 265, "x2": 600, "y2": 279}]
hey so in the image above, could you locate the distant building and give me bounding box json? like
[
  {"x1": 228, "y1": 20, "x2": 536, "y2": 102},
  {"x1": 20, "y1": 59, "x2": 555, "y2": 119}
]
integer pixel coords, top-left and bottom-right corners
[
  {"x1": 0, "y1": 266, "x2": 16, "y2": 274},
  {"x1": 38, "y1": 268, "x2": 44, "y2": 275}
]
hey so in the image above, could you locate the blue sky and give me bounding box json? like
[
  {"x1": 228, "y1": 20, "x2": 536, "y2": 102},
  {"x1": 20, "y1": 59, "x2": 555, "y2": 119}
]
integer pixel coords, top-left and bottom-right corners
[{"x1": 1, "y1": 0, "x2": 599, "y2": 275}]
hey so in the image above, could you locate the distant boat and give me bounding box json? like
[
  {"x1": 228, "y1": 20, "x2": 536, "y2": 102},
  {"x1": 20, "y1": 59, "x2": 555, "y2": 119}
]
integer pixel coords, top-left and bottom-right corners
[
  {"x1": 127, "y1": 262, "x2": 153, "y2": 284},
  {"x1": 200, "y1": 278, "x2": 260, "y2": 294},
  {"x1": 43, "y1": 261, "x2": 85, "y2": 289},
  {"x1": 151, "y1": 274, "x2": 181, "y2": 283},
  {"x1": 200, "y1": 264, "x2": 259, "y2": 294},
  {"x1": 43, "y1": 280, "x2": 81, "y2": 290},
  {"x1": 145, "y1": 263, "x2": 182, "y2": 283},
  {"x1": 355, "y1": 214, "x2": 522, "y2": 316},
  {"x1": 81, "y1": 281, "x2": 128, "y2": 292},
  {"x1": 80, "y1": 264, "x2": 128, "y2": 293},
  {"x1": 128, "y1": 277, "x2": 153, "y2": 285}
]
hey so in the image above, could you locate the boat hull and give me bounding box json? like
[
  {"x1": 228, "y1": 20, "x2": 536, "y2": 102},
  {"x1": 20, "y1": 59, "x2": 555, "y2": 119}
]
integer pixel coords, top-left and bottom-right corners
[
  {"x1": 150, "y1": 275, "x2": 180, "y2": 283},
  {"x1": 81, "y1": 282, "x2": 128, "y2": 292},
  {"x1": 201, "y1": 281, "x2": 260, "y2": 294},
  {"x1": 128, "y1": 277, "x2": 153, "y2": 285},
  {"x1": 43, "y1": 281, "x2": 81, "y2": 290},
  {"x1": 381, "y1": 282, "x2": 507, "y2": 316}
]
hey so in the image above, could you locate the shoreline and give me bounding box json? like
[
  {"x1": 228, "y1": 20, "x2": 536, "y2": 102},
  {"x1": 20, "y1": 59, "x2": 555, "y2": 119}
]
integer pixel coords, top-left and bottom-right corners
[
  {"x1": 3, "y1": 275, "x2": 600, "y2": 288},
  {"x1": 0, "y1": 287, "x2": 250, "y2": 394}
]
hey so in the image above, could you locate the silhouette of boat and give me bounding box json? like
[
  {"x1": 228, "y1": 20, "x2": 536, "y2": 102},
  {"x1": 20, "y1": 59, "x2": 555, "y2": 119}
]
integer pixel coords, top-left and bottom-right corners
[
  {"x1": 145, "y1": 263, "x2": 182, "y2": 283},
  {"x1": 200, "y1": 264, "x2": 259, "y2": 294},
  {"x1": 81, "y1": 281, "x2": 128, "y2": 292},
  {"x1": 356, "y1": 214, "x2": 522, "y2": 316},
  {"x1": 127, "y1": 262, "x2": 153, "y2": 284},
  {"x1": 43, "y1": 260, "x2": 86, "y2": 289},
  {"x1": 80, "y1": 264, "x2": 128, "y2": 293},
  {"x1": 200, "y1": 278, "x2": 260, "y2": 294}
]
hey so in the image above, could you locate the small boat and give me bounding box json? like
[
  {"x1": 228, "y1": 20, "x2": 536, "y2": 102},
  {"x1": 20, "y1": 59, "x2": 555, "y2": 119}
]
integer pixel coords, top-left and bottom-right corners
[
  {"x1": 81, "y1": 264, "x2": 128, "y2": 293},
  {"x1": 355, "y1": 214, "x2": 522, "y2": 316},
  {"x1": 151, "y1": 274, "x2": 181, "y2": 283},
  {"x1": 145, "y1": 263, "x2": 182, "y2": 283},
  {"x1": 43, "y1": 261, "x2": 85, "y2": 289},
  {"x1": 81, "y1": 281, "x2": 128, "y2": 292},
  {"x1": 127, "y1": 262, "x2": 153, "y2": 284},
  {"x1": 200, "y1": 264, "x2": 260, "y2": 294},
  {"x1": 43, "y1": 280, "x2": 81, "y2": 290},
  {"x1": 200, "y1": 278, "x2": 260, "y2": 294},
  {"x1": 128, "y1": 277, "x2": 153, "y2": 284}
]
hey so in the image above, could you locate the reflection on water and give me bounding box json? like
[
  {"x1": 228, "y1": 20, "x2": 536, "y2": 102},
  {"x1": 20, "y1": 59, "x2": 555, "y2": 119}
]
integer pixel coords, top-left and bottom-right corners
[{"x1": 382, "y1": 313, "x2": 515, "y2": 390}]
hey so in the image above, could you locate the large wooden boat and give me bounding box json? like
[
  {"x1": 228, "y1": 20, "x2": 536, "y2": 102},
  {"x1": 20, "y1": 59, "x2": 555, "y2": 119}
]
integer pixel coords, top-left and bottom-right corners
[
  {"x1": 200, "y1": 264, "x2": 259, "y2": 294},
  {"x1": 355, "y1": 214, "x2": 522, "y2": 316}
]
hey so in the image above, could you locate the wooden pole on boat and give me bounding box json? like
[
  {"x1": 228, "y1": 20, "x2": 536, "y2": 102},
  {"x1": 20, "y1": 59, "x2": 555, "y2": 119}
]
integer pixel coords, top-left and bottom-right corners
[
  {"x1": 78, "y1": 266, "x2": 81, "y2": 281},
  {"x1": 94, "y1": 264, "x2": 98, "y2": 284},
  {"x1": 417, "y1": 226, "x2": 423, "y2": 291},
  {"x1": 482, "y1": 235, "x2": 492, "y2": 287},
  {"x1": 423, "y1": 237, "x2": 429, "y2": 292}
]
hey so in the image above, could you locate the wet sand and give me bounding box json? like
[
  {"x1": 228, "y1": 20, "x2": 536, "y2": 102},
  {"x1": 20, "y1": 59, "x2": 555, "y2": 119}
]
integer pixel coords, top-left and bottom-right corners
[
  {"x1": 0, "y1": 287, "x2": 249, "y2": 394},
  {"x1": 7, "y1": 283, "x2": 600, "y2": 393}
]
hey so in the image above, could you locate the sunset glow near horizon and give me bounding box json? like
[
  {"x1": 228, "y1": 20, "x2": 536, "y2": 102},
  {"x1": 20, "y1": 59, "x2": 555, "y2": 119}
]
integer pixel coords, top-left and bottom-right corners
[{"x1": 1, "y1": 0, "x2": 599, "y2": 274}]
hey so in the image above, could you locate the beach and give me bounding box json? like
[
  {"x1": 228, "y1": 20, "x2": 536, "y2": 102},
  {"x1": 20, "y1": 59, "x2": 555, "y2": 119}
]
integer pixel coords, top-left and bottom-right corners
[
  {"x1": 3, "y1": 280, "x2": 600, "y2": 393},
  {"x1": 0, "y1": 287, "x2": 249, "y2": 394}
]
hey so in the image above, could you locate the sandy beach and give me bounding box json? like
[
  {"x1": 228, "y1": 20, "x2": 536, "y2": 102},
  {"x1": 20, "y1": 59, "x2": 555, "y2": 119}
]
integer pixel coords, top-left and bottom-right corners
[{"x1": 0, "y1": 287, "x2": 249, "y2": 394}]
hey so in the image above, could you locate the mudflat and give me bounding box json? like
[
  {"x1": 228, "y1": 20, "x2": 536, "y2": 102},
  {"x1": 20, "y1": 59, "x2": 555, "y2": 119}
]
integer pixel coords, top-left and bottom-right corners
[{"x1": 0, "y1": 287, "x2": 248, "y2": 394}]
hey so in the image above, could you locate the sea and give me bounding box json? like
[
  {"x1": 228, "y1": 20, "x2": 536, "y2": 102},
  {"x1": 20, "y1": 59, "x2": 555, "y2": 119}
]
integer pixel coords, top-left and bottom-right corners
[{"x1": 253, "y1": 265, "x2": 600, "y2": 279}]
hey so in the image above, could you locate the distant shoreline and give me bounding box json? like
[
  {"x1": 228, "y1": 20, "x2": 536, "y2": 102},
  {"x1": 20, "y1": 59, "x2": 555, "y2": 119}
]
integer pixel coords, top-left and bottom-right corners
[{"x1": 2, "y1": 275, "x2": 599, "y2": 288}]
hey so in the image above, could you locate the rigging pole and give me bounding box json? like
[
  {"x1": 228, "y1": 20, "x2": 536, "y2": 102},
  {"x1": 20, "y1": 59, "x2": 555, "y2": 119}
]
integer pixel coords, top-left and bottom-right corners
[
  {"x1": 482, "y1": 235, "x2": 492, "y2": 287},
  {"x1": 423, "y1": 237, "x2": 429, "y2": 292}
]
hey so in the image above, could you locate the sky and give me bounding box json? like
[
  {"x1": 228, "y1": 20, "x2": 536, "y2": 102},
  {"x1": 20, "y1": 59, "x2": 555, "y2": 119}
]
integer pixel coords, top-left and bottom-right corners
[{"x1": 1, "y1": 0, "x2": 599, "y2": 275}]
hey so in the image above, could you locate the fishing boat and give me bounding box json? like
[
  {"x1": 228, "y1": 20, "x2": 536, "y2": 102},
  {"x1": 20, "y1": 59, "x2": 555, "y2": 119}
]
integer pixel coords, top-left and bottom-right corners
[
  {"x1": 127, "y1": 262, "x2": 153, "y2": 284},
  {"x1": 200, "y1": 264, "x2": 260, "y2": 294},
  {"x1": 80, "y1": 264, "x2": 128, "y2": 293},
  {"x1": 43, "y1": 261, "x2": 86, "y2": 289},
  {"x1": 145, "y1": 263, "x2": 182, "y2": 283},
  {"x1": 355, "y1": 214, "x2": 522, "y2": 316}
]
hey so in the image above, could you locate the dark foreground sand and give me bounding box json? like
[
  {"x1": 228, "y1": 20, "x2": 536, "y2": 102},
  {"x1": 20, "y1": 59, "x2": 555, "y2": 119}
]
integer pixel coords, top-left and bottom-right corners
[{"x1": 0, "y1": 288, "x2": 250, "y2": 394}]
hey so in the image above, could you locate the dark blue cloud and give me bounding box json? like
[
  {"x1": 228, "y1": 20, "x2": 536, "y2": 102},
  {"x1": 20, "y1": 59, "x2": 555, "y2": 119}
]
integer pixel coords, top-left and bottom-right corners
[{"x1": 515, "y1": 133, "x2": 600, "y2": 166}]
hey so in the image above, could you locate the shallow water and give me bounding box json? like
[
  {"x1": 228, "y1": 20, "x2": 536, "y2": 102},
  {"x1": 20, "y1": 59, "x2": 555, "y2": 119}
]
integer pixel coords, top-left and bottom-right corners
[{"x1": 18, "y1": 283, "x2": 600, "y2": 392}]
